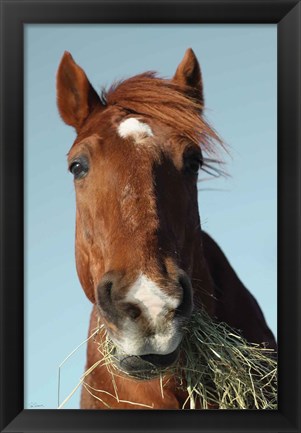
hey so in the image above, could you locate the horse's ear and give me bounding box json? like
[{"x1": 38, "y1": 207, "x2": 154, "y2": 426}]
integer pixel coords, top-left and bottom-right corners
[
  {"x1": 56, "y1": 52, "x2": 102, "y2": 131},
  {"x1": 172, "y1": 48, "x2": 204, "y2": 104}
]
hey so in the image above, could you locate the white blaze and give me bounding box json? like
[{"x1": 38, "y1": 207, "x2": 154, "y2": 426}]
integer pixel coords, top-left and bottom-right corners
[
  {"x1": 118, "y1": 118, "x2": 153, "y2": 141},
  {"x1": 126, "y1": 274, "x2": 179, "y2": 324}
]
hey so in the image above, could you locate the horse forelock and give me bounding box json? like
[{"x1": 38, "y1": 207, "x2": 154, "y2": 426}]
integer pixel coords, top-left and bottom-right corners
[{"x1": 99, "y1": 72, "x2": 222, "y2": 154}]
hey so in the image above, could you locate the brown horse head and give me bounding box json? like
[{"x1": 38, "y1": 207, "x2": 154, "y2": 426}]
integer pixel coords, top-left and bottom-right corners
[{"x1": 56, "y1": 49, "x2": 220, "y2": 375}]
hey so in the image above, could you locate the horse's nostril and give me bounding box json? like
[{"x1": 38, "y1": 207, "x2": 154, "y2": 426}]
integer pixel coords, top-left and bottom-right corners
[
  {"x1": 123, "y1": 303, "x2": 142, "y2": 320},
  {"x1": 176, "y1": 273, "x2": 193, "y2": 317},
  {"x1": 104, "y1": 281, "x2": 113, "y2": 297},
  {"x1": 97, "y1": 279, "x2": 113, "y2": 305},
  {"x1": 97, "y1": 271, "x2": 125, "y2": 303}
]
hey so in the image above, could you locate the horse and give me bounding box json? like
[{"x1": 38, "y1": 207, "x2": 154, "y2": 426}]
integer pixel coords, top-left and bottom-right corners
[{"x1": 56, "y1": 48, "x2": 277, "y2": 409}]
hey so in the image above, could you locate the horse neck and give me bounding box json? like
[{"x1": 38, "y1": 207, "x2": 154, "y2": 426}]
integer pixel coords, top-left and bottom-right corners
[{"x1": 191, "y1": 229, "x2": 216, "y2": 316}]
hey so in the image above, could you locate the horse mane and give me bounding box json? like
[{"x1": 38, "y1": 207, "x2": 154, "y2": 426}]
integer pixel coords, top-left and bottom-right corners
[{"x1": 101, "y1": 72, "x2": 222, "y2": 154}]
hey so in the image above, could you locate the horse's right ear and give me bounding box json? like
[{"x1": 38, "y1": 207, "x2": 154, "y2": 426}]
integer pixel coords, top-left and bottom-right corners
[{"x1": 56, "y1": 52, "x2": 102, "y2": 132}]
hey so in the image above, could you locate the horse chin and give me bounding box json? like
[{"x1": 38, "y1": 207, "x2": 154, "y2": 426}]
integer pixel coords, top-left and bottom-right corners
[{"x1": 110, "y1": 345, "x2": 181, "y2": 380}]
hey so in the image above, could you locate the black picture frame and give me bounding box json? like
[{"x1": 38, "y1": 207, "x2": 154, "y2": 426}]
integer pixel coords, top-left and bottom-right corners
[{"x1": 0, "y1": 0, "x2": 300, "y2": 432}]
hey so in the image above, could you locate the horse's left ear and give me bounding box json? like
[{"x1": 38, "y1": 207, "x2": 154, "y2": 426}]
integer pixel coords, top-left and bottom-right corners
[
  {"x1": 56, "y1": 51, "x2": 102, "y2": 132},
  {"x1": 172, "y1": 48, "x2": 204, "y2": 104}
]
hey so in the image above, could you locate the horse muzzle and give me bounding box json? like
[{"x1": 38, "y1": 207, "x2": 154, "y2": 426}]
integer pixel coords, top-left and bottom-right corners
[
  {"x1": 96, "y1": 268, "x2": 193, "y2": 377},
  {"x1": 111, "y1": 344, "x2": 181, "y2": 379}
]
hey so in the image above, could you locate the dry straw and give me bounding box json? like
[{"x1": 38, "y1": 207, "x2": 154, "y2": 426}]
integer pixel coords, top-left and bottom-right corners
[
  {"x1": 58, "y1": 310, "x2": 277, "y2": 410},
  {"x1": 179, "y1": 311, "x2": 277, "y2": 409}
]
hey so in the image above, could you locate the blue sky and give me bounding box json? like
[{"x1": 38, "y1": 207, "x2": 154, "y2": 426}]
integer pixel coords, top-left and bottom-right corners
[{"x1": 24, "y1": 24, "x2": 277, "y2": 409}]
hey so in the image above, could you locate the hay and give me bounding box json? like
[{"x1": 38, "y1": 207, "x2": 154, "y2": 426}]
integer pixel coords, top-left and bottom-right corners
[
  {"x1": 96, "y1": 310, "x2": 277, "y2": 410},
  {"x1": 58, "y1": 310, "x2": 277, "y2": 409},
  {"x1": 179, "y1": 311, "x2": 277, "y2": 409}
]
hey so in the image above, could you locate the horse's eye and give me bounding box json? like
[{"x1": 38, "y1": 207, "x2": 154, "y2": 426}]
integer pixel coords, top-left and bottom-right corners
[
  {"x1": 185, "y1": 154, "x2": 203, "y2": 176},
  {"x1": 69, "y1": 159, "x2": 89, "y2": 179},
  {"x1": 187, "y1": 159, "x2": 201, "y2": 174}
]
